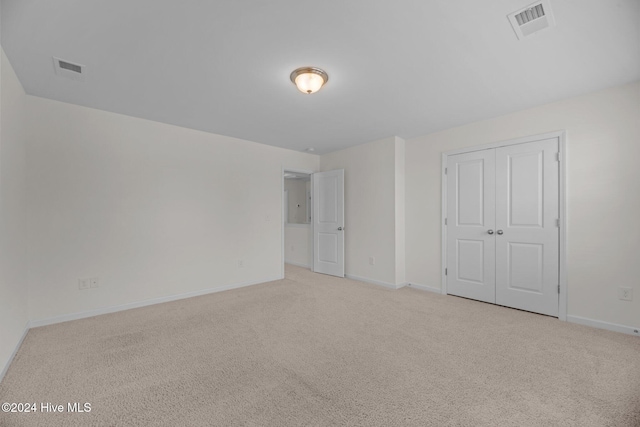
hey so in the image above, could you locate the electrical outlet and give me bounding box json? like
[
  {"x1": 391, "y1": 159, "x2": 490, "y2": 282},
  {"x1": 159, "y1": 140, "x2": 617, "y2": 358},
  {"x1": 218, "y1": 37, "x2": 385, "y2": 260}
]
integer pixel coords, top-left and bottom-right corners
[
  {"x1": 369, "y1": 256, "x2": 375, "y2": 266},
  {"x1": 90, "y1": 277, "x2": 99, "y2": 288},
  {"x1": 78, "y1": 278, "x2": 89, "y2": 290},
  {"x1": 618, "y1": 287, "x2": 633, "y2": 301},
  {"x1": 238, "y1": 260, "x2": 244, "y2": 268}
]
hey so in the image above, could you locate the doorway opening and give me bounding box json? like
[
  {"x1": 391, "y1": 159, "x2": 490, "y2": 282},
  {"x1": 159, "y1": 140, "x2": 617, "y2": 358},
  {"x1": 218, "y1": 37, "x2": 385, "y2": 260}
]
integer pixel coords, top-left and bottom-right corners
[
  {"x1": 281, "y1": 168, "x2": 345, "y2": 279},
  {"x1": 282, "y1": 170, "x2": 313, "y2": 274}
]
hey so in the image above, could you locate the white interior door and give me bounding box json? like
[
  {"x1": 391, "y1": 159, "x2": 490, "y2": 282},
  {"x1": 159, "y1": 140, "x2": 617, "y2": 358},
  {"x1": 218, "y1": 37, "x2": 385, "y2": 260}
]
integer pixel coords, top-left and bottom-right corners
[
  {"x1": 313, "y1": 170, "x2": 344, "y2": 277},
  {"x1": 495, "y1": 139, "x2": 559, "y2": 316},
  {"x1": 446, "y1": 150, "x2": 496, "y2": 303}
]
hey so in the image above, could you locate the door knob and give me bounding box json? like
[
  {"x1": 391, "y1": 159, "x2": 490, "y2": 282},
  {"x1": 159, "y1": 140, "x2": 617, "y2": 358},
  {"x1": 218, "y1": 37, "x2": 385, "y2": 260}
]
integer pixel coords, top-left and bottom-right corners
[
  {"x1": 487, "y1": 229, "x2": 494, "y2": 235},
  {"x1": 338, "y1": 227, "x2": 343, "y2": 231},
  {"x1": 497, "y1": 230, "x2": 504, "y2": 235}
]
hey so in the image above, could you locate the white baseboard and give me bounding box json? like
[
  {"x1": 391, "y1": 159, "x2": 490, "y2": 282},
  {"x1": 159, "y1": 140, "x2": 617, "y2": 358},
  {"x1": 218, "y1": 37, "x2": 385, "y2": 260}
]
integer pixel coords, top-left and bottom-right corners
[
  {"x1": 285, "y1": 261, "x2": 311, "y2": 269},
  {"x1": 0, "y1": 321, "x2": 31, "y2": 384},
  {"x1": 345, "y1": 274, "x2": 405, "y2": 290},
  {"x1": 30, "y1": 275, "x2": 281, "y2": 328},
  {"x1": 566, "y1": 315, "x2": 639, "y2": 337},
  {"x1": 405, "y1": 282, "x2": 442, "y2": 294}
]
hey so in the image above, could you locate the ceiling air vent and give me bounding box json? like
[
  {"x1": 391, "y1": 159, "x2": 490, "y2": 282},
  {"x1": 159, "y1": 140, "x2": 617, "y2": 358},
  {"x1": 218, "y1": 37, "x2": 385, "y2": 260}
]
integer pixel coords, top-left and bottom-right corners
[
  {"x1": 508, "y1": 0, "x2": 555, "y2": 40},
  {"x1": 53, "y1": 57, "x2": 86, "y2": 81}
]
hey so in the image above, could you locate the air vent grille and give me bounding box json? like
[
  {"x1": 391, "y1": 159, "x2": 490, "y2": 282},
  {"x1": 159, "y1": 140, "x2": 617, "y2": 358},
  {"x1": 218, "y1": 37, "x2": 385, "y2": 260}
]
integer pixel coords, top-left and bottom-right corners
[
  {"x1": 514, "y1": 4, "x2": 545, "y2": 26},
  {"x1": 58, "y1": 60, "x2": 82, "y2": 74},
  {"x1": 507, "y1": 1, "x2": 555, "y2": 40},
  {"x1": 53, "y1": 57, "x2": 86, "y2": 81}
]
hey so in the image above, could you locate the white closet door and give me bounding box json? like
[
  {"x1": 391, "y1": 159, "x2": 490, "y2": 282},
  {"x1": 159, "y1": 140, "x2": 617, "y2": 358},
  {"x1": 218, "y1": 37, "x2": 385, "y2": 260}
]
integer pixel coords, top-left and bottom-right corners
[
  {"x1": 494, "y1": 139, "x2": 559, "y2": 316},
  {"x1": 447, "y1": 150, "x2": 496, "y2": 304},
  {"x1": 313, "y1": 169, "x2": 345, "y2": 277}
]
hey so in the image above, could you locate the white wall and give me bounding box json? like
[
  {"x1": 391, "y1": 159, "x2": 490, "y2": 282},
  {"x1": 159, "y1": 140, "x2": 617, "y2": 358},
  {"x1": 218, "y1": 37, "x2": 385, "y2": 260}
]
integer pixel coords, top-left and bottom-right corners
[
  {"x1": 284, "y1": 225, "x2": 311, "y2": 268},
  {"x1": 0, "y1": 47, "x2": 29, "y2": 376},
  {"x1": 406, "y1": 81, "x2": 640, "y2": 329},
  {"x1": 26, "y1": 96, "x2": 318, "y2": 322},
  {"x1": 284, "y1": 178, "x2": 309, "y2": 224},
  {"x1": 320, "y1": 137, "x2": 405, "y2": 287}
]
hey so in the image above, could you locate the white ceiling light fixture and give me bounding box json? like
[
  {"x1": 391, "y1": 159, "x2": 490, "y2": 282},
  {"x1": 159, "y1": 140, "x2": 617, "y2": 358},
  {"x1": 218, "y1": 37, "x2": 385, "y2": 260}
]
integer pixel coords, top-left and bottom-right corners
[{"x1": 290, "y1": 67, "x2": 329, "y2": 94}]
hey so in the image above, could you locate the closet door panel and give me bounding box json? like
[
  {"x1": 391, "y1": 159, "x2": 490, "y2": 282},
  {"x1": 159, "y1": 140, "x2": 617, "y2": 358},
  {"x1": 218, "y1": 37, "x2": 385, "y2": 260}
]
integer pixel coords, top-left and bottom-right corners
[
  {"x1": 494, "y1": 138, "x2": 560, "y2": 316},
  {"x1": 446, "y1": 150, "x2": 496, "y2": 304}
]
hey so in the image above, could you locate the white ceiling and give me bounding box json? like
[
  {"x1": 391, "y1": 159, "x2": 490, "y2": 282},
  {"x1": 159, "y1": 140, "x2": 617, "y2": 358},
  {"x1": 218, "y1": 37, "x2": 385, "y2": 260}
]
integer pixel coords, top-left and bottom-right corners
[{"x1": 1, "y1": 0, "x2": 638, "y2": 154}]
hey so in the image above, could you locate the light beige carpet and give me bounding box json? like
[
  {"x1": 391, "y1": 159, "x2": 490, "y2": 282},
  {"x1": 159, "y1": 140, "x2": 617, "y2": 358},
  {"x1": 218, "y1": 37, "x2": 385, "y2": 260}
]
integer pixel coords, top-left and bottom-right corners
[{"x1": 1, "y1": 265, "x2": 639, "y2": 426}]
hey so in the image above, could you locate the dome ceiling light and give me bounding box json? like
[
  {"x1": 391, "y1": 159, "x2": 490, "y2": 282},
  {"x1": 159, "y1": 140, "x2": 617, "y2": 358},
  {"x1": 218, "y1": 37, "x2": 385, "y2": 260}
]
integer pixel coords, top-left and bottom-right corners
[{"x1": 290, "y1": 67, "x2": 329, "y2": 94}]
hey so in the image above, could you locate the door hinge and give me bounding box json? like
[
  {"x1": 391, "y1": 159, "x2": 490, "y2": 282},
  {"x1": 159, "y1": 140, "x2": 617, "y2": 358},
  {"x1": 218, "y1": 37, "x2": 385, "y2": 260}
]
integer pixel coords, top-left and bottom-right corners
[
  {"x1": 556, "y1": 152, "x2": 561, "y2": 162},
  {"x1": 445, "y1": 218, "x2": 448, "y2": 225},
  {"x1": 558, "y1": 284, "x2": 560, "y2": 294},
  {"x1": 556, "y1": 218, "x2": 560, "y2": 228},
  {"x1": 445, "y1": 268, "x2": 448, "y2": 276},
  {"x1": 445, "y1": 167, "x2": 447, "y2": 175}
]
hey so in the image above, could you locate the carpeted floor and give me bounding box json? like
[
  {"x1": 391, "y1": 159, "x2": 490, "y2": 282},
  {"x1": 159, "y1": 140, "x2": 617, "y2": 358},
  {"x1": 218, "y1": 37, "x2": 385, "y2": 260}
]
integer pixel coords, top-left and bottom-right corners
[{"x1": 1, "y1": 265, "x2": 639, "y2": 426}]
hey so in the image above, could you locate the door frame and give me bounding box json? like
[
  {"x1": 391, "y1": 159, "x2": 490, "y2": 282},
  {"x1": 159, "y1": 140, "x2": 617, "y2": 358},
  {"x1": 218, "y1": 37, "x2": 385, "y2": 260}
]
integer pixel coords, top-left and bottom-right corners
[
  {"x1": 441, "y1": 131, "x2": 568, "y2": 320},
  {"x1": 281, "y1": 167, "x2": 315, "y2": 279}
]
